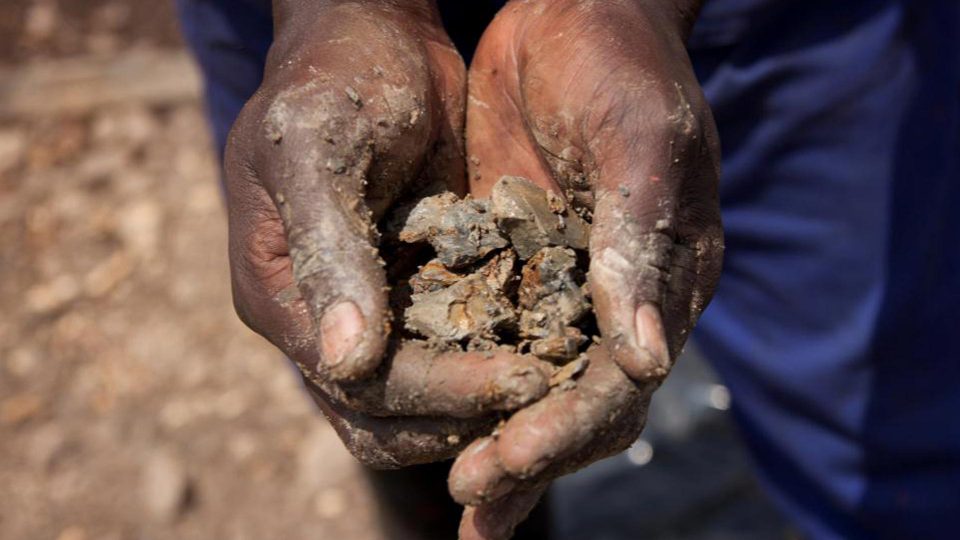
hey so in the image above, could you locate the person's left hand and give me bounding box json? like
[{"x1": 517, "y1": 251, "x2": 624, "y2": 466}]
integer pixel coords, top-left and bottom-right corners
[{"x1": 447, "y1": 1, "x2": 724, "y2": 537}]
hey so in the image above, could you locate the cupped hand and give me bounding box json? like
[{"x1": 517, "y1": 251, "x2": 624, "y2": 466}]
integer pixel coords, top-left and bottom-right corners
[
  {"x1": 450, "y1": 0, "x2": 723, "y2": 536},
  {"x1": 224, "y1": 0, "x2": 550, "y2": 469}
]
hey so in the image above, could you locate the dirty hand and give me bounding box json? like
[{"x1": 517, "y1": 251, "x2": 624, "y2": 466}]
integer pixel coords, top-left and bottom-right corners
[
  {"x1": 450, "y1": 0, "x2": 723, "y2": 536},
  {"x1": 224, "y1": 0, "x2": 550, "y2": 468}
]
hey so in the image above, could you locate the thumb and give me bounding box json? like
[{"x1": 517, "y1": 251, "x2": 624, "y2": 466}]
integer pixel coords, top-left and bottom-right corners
[
  {"x1": 588, "y1": 175, "x2": 675, "y2": 383},
  {"x1": 276, "y1": 156, "x2": 390, "y2": 382},
  {"x1": 458, "y1": 484, "x2": 549, "y2": 540},
  {"x1": 586, "y1": 100, "x2": 722, "y2": 383}
]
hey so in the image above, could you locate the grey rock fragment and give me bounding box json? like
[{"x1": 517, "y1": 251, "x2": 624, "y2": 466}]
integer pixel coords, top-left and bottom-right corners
[
  {"x1": 491, "y1": 176, "x2": 590, "y2": 259},
  {"x1": 405, "y1": 274, "x2": 517, "y2": 342},
  {"x1": 518, "y1": 247, "x2": 591, "y2": 338},
  {"x1": 400, "y1": 192, "x2": 508, "y2": 268}
]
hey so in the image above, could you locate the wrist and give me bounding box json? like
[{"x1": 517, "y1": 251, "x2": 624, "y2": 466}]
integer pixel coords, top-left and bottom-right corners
[
  {"x1": 637, "y1": 0, "x2": 703, "y2": 39},
  {"x1": 273, "y1": 0, "x2": 441, "y2": 34},
  {"x1": 507, "y1": 0, "x2": 701, "y2": 43},
  {"x1": 269, "y1": 0, "x2": 445, "y2": 68}
]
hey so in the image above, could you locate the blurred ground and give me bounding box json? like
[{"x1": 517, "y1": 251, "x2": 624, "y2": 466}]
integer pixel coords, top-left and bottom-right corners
[
  {"x1": 0, "y1": 2, "x2": 790, "y2": 539},
  {"x1": 0, "y1": 2, "x2": 382, "y2": 539}
]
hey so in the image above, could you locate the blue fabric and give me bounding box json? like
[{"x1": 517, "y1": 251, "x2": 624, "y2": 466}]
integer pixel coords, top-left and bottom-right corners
[
  {"x1": 175, "y1": 0, "x2": 272, "y2": 158},
  {"x1": 690, "y1": 2, "x2": 960, "y2": 538},
  {"x1": 176, "y1": 1, "x2": 960, "y2": 538}
]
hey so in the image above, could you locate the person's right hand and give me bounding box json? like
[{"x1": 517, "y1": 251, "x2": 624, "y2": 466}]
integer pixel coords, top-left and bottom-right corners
[{"x1": 223, "y1": 0, "x2": 550, "y2": 469}]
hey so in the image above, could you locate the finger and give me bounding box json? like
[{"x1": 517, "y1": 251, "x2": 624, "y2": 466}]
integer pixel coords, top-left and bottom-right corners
[
  {"x1": 306, "y1": 387, "x2": 495, "y2": 470},
  {"x1": 317, "y1": 343, "x2": 552, "y2": 419},
  {"x1": 458, "y1": 484, "x2": 549, "y2": 540},
  {"x1": 449, "y1": 436, "x2": 516, "y2": 505},
  {"x1": 496, "y1": 347, "x2": 643, "y2": 478},
  {"x1": 583, "y1": 76, "x2": 724, "y2": 382},
  {"x1": 253, "y1": 83, "x2": 436, "y2": 381},
  {"x1": 422, "y1": 39, "x2": 469, "y2": 197},
  {"x1": 375, "y1": 345, "x2": 552, "y2": 418},
  {"x1": 449, "y1": 347, "x2": 649, "y2": 505}
]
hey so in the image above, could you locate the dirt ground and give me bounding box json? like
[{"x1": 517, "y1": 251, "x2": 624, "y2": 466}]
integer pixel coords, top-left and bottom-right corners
[{"x1": 0, "y1": 2, "x2": 385, "y2": 539}]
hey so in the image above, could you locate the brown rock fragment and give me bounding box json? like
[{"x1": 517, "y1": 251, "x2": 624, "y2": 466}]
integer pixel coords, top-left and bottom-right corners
[
  {"x1": 529, "y1": 327, "x2": 587, "y2": 362},
  {"x1": 518, "y1": 247, "x2": 590, "y2": 338},
  {"x1": 409, "y1": 259, "x2": 463, "y2": 293},
  {"x1": 491, "y1": 176, "x2": 590, "y2": 259}
]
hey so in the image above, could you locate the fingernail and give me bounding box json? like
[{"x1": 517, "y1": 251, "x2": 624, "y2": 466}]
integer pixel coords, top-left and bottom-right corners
[
  {"x1": 319, "y1": 302, "x2": 365, "y2": 368},
  {"x1": 635, "y1": 304, "x2": 669, "y2": 373}
]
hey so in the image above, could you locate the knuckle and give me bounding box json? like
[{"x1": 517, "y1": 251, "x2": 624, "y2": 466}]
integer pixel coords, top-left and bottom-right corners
[
  {"x1": 342, "y1": 435, "x2": 411, "y2": 470},
  {"x1": 588, "y1": 80, "x2": 707, "y2": 156}
]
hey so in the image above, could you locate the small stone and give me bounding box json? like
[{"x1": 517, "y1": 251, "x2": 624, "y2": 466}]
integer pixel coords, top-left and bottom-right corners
[
  {"x1": 0, "y1": 128, "x2": 26, "y2": 175},
  {"x1": 25, "y1": 275, "x2": 80, "y2": 315},
  {"x1": 117, "y1": 199, "x2": 162, "y2": 259},
  {"x1": 6, "y1": 347, "x2": 39, "y2": 377},
  {"x1": 530, "y1": 327, "x2": 587, "y2": 362},
  {"x1": 315, "y1": 488, "x2": 348, "y2": 519},
  {"x1": 83, "y1": 251, "x2": 135, "y2": 298},
  {"x1": 491, "y1": 176, "x2": 590, "y2": 259},
  {"x1": 0, "y1": 393, "x2": 43, "y2": 425},
  {"x1": 618, "y1": 184, "x2": 631, "y2": 197},
  {"x1": 409, "y1": 260, "x2": 464, "y2": 293},
  {"x1": 546, "y1": 190, "x2": 566, "y2": 214},
  {"x1": 326, "y1": 157, "x2": 347, "y2": 174},
  {"x1": 141, "y1": 450, "x2": 191, "y2": 522},
  {"x1": 345, "y1": 86, "x2": 363, "y2": 108}
]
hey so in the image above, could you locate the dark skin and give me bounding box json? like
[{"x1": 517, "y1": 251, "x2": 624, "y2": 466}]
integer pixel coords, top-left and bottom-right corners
[
  {"x1": 451, "y1": 1, "x2": 722, "y2": 537},
  {"x1": 226, "y1": 0, "x2": 721, "y2": 537},
  {"x1": 226, "y1": 0, "x2": 553, "y2": 468}
]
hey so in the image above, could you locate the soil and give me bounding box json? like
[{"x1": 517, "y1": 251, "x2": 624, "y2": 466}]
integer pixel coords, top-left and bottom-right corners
[{"x1": 0, "y1": 2, "x2": 384, "y2": 539}]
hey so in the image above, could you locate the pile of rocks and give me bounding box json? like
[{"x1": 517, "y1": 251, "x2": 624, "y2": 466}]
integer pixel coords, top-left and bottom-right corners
[{"x1": 393, "y1": 176, "x2": 596, "y2": 367}]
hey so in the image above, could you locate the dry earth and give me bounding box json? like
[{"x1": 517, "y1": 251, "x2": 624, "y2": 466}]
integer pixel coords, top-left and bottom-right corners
[{"x1": 0, "y1": 2, "x2": 384, "y2": 539}]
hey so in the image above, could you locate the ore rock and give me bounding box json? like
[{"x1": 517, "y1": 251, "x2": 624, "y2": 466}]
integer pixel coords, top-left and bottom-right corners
[
  {"x1": 518, "y1": 247, "x2": 591, "y2": 338},
  {"x1": 529, "y1": 326, "x2": 587, "y2": 362},
  {"x1": 410, "y1": 249, "x2": 517, "y2": 295},
  {"x1": 405, "y1": 274, "x2": 517, "y2": 342},
  {"x1": 474, "y1": 248, "x2": 517, "y2": 291},
  {"x1": 490, "y1": 176, "x2": 590, "y2": 259},
  {"x1": 409, "y1": 259, "x2": 463, "y2": 294},
  {"x1": 399, "y1": 192, "x2": 508, "y2": 268}
]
